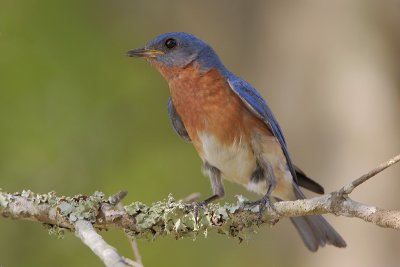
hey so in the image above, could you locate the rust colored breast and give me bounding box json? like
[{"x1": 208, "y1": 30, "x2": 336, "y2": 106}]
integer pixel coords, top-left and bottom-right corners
[{"x1": 155, "y1": 62, "x2": 272, "y2": 156}]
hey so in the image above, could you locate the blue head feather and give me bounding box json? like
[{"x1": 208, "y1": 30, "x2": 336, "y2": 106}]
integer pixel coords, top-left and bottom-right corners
[{"x1": 144, "y1": 32, "x2": 224, "y2": 71}]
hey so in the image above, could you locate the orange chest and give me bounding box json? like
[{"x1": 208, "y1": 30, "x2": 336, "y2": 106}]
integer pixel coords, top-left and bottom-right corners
[{"x1": 163, "y1": 64, "x2": 270, "y2": 154}]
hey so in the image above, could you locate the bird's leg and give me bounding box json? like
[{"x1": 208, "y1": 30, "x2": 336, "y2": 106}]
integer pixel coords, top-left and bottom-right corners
[
  {"x1": 200, "y1": 193, "x2": 222, "y2": 205},
  {"x1": 244, "y1": 160, "x2": 276, "y2": 216},
  {"x1": 199, "y1": 162, "x2": 224, "y2": 205},
  {"x1": 245, "y1": 178, "x2": 276, "y2": 208},
  {"x1": 192, "y1": 162, "x2": 224, "y2": 221}
]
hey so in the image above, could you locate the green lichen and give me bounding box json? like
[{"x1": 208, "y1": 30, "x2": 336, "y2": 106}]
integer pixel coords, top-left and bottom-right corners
[
  {"x1": 4, "y1": 190, "x2": 105, "y2": 224},
  {"x1": 15, "y1": 190, "x2": 58, "y2": 206},
  {"x1": 0, "y1": 192, "x2": 11, "y2": 208},
  {"x1": 47, "y1": 195, "x2": 58, "y2": 206},
  {"x1": 123, "y1": 194, "x2": 263, "y2": 242},
  {"x1": 44, "y1": 224, "x2": 65, "y2": 239},
  {"x1": 57, "y1": 191, "x2": 105, "y2": 223},
  {"x1": 21, "y1": 190, "x2": 32, "y2": 198},
  {"x1": 125, "y1": 196, "x2": 198, "y2": 240},
  {"x1": 1, "y1": 189, "x2": 269, "y2": 243}
]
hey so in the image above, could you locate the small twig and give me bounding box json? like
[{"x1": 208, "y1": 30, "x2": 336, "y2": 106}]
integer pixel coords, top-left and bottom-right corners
[
  {"x1": 182, "y1": 192, "x2": 201, "y2": 203},
  {"x1": 340, "y1": 154, "x2": 400, "y2": 195},
  {"x1": 75, "y1": 220, "x2": 134, "y2": 267},
  {"x1": 129, "y1": 239, "x2": 143, "y2": 267},
  {"x1": 120, "y1": 214, "x2": 144, "y2": 266},
  {"x1": 109, "y1": 191, "x2": 128, "y2": 206},
  {"x1": 110, "y1": 192, "x2": 145, "y2": 267}
]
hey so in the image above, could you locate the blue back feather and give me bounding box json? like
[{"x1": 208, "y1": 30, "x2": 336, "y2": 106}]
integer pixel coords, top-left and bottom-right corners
[{"x1": 223, "y1": 71, "x2": 298, "y2": 184}]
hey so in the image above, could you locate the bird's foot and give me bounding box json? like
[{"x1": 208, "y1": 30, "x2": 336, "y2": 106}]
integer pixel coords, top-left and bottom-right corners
[
  {"x1": 191, "y1": 201, "x2": 208, "y2": 224},
  {"x1": 190, "y1": 194, "x2": 221, "y2": 223},
  {"x1": 243, "y1": 196, "x2": 273, "y2": 212},
  {"x1": 243, "y1": 195, "x2": 275, "y2": 224}
]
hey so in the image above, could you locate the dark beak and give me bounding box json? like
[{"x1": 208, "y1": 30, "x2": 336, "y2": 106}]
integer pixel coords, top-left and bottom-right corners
[{"x1": 127, "y1": 48, "x2": 164, "y2": 58}]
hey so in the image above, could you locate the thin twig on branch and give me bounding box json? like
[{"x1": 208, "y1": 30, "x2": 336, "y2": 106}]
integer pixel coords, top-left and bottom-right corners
[
  {"x1": 1, "y1": 154, "x2": 399, "y2": 266},
  {"x1": 339, "y1": 154, "x2": 400, "y2": 194},
  {"x1": 75, "y1": 219, "x2": 138, "y2": 267}
]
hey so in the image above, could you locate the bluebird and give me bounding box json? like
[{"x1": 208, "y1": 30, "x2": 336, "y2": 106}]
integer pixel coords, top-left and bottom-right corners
[{"x1": 128, "y1": 32, "x2": 346, "y2": 251}]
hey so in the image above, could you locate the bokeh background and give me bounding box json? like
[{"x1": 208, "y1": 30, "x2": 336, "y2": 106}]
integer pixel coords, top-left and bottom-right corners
[{"x1": 1, "y1": 0, "x2": 400, "y2": 266}]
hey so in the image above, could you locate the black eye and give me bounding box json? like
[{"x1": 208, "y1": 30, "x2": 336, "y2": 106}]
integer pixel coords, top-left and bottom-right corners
[{"x1": 165, "y1": 38, "x2": 177, "y2": 49}]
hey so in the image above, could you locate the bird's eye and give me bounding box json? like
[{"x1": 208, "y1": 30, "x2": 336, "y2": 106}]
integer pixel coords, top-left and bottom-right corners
[{"x1": 165, "y1": 38, "x2": 177, "y2": 49}]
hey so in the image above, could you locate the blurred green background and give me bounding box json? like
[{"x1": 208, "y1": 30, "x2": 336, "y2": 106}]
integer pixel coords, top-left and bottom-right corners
[{"x1": 1, "y1": 1, "x2": 400, "y2": 266}]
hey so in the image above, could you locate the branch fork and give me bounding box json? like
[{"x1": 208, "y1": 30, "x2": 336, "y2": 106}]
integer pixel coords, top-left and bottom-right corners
[{"x1": 1, "y1": 154, "x2": 400, "y2": 267}]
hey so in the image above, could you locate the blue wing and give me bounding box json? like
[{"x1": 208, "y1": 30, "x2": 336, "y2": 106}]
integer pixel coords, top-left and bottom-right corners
[
  {"x1": 167, "y1": 97, "x2": 191, "y2": 142},
  {"x1": 226, "y1": 73, "x2": 298, "y2": 184}
]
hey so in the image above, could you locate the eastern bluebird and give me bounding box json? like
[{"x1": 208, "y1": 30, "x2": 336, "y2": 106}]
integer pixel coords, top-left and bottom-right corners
[{"x1": 128, "y1": 32, "x2": 346, "y2": 251}]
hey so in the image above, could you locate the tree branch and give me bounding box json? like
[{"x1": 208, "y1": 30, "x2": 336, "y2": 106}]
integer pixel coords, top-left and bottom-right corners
[
  {"x1": 339, "y1": 154, "x2": 400, "y2": 194},
  {"x1": 1, "y1": 154, "x2": 399, "y2": 266},
  {"x1": 75, "y1": 219, "x2": 139, "y2": 267}
]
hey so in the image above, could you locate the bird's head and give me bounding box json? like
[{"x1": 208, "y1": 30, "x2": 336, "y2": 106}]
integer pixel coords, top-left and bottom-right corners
[{"x1": 128, "y1": 32, "x2": 222, "y2": 71}]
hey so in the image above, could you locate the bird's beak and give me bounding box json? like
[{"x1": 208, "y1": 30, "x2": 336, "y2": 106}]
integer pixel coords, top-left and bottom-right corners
[{"x1": 127, "y1": 48, "x2": 164, "y2": 58}]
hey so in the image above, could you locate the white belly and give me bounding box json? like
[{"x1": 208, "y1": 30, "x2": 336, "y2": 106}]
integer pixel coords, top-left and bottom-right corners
[
  {"x1": 198, "y1": 132, "x2": 296, "y2": 200},
  {"x1": 198, "y1": 132, "x2": 256, "y2": 185}
]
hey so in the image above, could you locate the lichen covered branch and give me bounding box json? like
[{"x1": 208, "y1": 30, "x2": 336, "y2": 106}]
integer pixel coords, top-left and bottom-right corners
[{"x1": 1, "y1": 154, "x2": 400, "y2": 266}]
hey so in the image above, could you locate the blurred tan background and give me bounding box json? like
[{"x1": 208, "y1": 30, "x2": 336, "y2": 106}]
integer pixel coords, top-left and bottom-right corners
[{"x1": 1, "y1": 0, "x2": 400, "y2": 266}]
